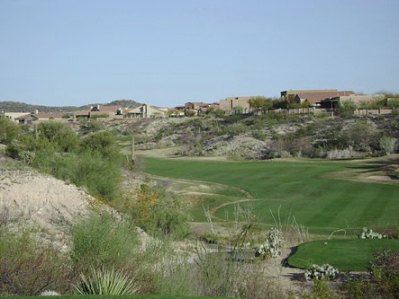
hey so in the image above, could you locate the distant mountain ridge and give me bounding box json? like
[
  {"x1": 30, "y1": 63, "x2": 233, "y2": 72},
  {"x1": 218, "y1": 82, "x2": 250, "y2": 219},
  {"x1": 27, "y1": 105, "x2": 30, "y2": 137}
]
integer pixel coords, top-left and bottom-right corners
[{"x1": 0, "y1": 100, "x2": 142, "y2": 113}]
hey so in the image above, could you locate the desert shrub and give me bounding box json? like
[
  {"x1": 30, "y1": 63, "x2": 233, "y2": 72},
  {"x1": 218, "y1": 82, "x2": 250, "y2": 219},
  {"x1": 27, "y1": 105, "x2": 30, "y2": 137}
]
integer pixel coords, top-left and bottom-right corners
[
  {"x1": 388, "y1": 99, "x2": 399, "y2": 109},
  {"x1": 307, "y1": 279, "x2": 338, "y2": 299},
  {"x1": 80, "y1": 131, "x2": 118, "y2": 158},
  {"x1": 38, "y1": 122, "x2": 79, "y2": 152},
  {"x1": 80, "y1": 121, "x2": 104, "y2": 134},
  {"x1": 341, "y1": 278, "x2": 375, "y2": 299},
  {"x1": 339, "y1": 99, "x2": 357, "y2": 114},
  {"x1": 71, "y1": 150, "x2": 121, "y2": 200},
  {"x1": 0, "y1": 228, "x2": 75, "y2": 296},
  {"x1": 337, "y1": 121, "x2": 380, "y2": 152},
  {"x1": 252, "y1": 130, "x2": 267, "y2": 141},
  {"x1": 209, "y1": 109, "x2": 225, "y2": 117},
  {"x1": 190, "y1": 247, "x2": 286, "y2": 299},
  {"x1": 0, "y1": 117, "x2": 20, "y2": 144},
  {"x1": 341, "y1": 251, "x2": 399, "y2": 298},
  {"x1": 19, "y1": 134, "x2": 55, "y2": 152},
  {"x1": 224, "y1": 123, "x2": 249, "y2": 135},
  {"x1": 127, "y1": 185, "x2": 190, "y2": 240},
  {"x1": 74, "y1": 266, "x2": 138, "y2": 295},
  {"x1": 379, "y1": 136, "x2": 397, "y2": 155},
  {"x1": 30, "y1": 150, "x2": 121, "y2": 201},
  {"x1": 271, "y1": 99, "x2": 288, "y2": 109},
  {"x1": 5, "y1": 142, "x2": 23, "y2": 159},
  {"x1": 71, "y1": 212, "x2": 139, "y2": 271}
]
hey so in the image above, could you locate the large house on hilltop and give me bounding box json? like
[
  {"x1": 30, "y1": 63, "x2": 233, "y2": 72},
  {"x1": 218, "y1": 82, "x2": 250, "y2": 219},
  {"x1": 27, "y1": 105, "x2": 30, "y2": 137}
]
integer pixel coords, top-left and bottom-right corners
[
  {"x1": 125, "y1": 104, "x2": 167, "y2": 118},
  {"x1": 73, "y1": 105, "x2": 128, "y2": 121},
  {"x1": 219, "y1": 96, "x2": 258, "y2": 114},
  {"x1": 0, "y1": 112, "x2": 33, "y2": 123},
  {"x1": 14, "y1": 112, "x2": 66, "y2": 124},
  {"x1": 281, "y1": 89, "x2": 355, "y2": 106},
  {"x1": 319, "y1": 94, "x2": 385, "y2": 109}
]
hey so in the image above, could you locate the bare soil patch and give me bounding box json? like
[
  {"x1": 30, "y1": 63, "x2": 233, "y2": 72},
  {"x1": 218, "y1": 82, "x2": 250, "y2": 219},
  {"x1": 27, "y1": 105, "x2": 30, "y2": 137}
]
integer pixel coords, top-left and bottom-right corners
[{"x1": 0, "y1": 161, "x2": 96, "y2": 249}]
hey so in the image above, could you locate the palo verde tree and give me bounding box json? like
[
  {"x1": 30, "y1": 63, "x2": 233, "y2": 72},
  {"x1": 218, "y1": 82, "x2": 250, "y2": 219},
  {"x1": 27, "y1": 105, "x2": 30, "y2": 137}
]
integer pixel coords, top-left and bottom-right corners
[{"x1": 249, "y1": 96, "x2": 272, "y2": 114}]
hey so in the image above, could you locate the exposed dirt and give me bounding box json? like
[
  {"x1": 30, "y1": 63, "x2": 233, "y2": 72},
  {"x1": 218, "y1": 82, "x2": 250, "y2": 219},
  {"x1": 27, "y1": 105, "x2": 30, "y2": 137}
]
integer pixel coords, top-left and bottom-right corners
[{"x1": 0, "y1": 160, "x2": 95, "y2": 249}]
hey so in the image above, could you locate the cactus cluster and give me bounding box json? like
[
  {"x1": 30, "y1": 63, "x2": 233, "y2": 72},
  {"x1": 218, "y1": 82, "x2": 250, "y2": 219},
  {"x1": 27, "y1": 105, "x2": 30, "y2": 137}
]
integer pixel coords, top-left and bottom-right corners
[
  {"x1": 305, "y1": 264, "x2": 339, "y2": 281},
  {"x1": 360, "y1": 227, "x2": 386, "y2": 239},
  {"x1": 255, "y1": 227, "x2": 284, "y2": 258}
]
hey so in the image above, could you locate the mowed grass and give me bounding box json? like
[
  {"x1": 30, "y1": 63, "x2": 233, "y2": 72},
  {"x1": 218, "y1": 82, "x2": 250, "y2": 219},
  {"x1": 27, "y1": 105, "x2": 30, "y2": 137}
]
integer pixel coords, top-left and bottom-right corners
[
  {"x1": 14, "y1": 296, "x2": 226, "y2": 299},
  {"x1": 165, "y1": 179, "x2": 248, "y2": 222},
  {"x1": 288, "y1": 239, "x2": 399, "y2": 271},
  {"x1": 144, "y1": 158, "x2": 399, "y2": 233}
]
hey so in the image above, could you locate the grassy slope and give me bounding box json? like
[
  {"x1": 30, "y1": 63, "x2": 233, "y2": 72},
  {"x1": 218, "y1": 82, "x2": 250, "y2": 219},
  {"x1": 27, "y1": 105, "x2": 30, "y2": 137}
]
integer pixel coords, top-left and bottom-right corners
[
  {"x1": 288, "y1": 239, "x2": 399, "y2": 271},
  {"x1": 144, "y1": 158, "x2": 399, "y2": 233}
]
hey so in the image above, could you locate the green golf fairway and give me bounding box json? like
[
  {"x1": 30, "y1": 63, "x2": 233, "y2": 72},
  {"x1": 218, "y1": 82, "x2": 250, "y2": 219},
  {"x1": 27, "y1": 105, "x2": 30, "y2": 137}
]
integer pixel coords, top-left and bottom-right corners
[
  {"x1": 288, "y1": 239, "x2": 399, "y2": 271},
  {"x1": 144, "y1": 158, "x2": 399, "y2": 233}
]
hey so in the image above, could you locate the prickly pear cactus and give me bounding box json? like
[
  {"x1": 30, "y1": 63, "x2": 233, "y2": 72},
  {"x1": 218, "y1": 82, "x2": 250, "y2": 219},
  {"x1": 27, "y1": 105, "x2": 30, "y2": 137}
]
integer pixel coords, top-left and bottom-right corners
[
  {"x1": 360, "y1": 227, "x2": 386, "y2": 239},
  {"x1": 255, "y1": 227, "x2": 284, "y2": 258},
  {"x1": 305, "y1": 264, "x2": 339, "y2": 281}
]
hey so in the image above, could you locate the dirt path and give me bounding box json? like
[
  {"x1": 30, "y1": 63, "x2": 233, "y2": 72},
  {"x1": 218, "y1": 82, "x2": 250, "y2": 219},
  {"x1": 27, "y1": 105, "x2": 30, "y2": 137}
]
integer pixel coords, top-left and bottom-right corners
[{"x1": 263, "y1": 247, "x2": 308, "y2": 294}]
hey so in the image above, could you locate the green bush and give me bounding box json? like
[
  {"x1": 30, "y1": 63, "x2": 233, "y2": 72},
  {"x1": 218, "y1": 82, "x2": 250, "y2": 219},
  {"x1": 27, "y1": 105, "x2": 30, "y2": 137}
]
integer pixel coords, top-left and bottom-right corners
[
  {"x1": 126, "y1": 186, "x2": 190, "y2": 240},
  {"x1": 80, "y1": 121, "x2": 104, "y2": 134},
  {"x1": 80, "y1": 131, "x2": 119, "y2": 158},
  {"x1": 71, "y1": 212, "x2": 139, "y2": 271},
  {"x1": 380, "y1": 136, "x2": 397, "y2": 155},
  {"x1": 339, "y1": 99, "x2": 357, "y2": 114},
  {"x1": 28, "y1": 150, "x2": 121, "y2": 201},
  {"x1": 337, "y1": 121, "x2": 380, "y2": 152},
  {"x1": 0, "y1": 117, "x2": 20, "y2": 144},
  {"x1": 224, "y1": 124, "x2": 249, "y2": 135},
  {"x1": 7, "y1": 123, "x2": 122, "y2": 202},
  {"x1": 37, "y1": 122, "x2": 79, "y2": 152}
]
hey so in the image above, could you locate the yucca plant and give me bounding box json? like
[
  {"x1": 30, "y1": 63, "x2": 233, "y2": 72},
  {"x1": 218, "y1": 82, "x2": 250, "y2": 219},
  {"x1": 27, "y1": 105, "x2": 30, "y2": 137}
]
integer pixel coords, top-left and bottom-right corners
[{"x1": 74, "y1": 267, "x2": 138, "y2": 295}]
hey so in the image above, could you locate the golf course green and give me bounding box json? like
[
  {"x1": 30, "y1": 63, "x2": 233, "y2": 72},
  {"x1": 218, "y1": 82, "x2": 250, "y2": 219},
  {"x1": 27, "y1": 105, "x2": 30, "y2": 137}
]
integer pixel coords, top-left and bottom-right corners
[
  {"x1": 288, "y1": 239, "x2": 399, "y2": 271},
  {"x1": 144, "y1": 158, "x2": 399, "y2": 233}
]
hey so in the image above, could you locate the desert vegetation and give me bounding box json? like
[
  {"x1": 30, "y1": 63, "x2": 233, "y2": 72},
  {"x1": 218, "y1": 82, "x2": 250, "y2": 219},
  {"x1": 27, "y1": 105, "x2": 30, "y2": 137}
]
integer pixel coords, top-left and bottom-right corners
[
  {"x1": 122, "y1": 112, "x2": 398, "y2": 160},
  {"x1": 1, "y1": 112, "x2": 399, "y2": 298}
]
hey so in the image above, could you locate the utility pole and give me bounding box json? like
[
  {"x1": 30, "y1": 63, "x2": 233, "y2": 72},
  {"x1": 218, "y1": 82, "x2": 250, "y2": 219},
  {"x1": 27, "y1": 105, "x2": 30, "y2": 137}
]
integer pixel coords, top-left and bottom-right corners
[{"x1": 35, "y1": 123, "x2": 38, "y2": 140}]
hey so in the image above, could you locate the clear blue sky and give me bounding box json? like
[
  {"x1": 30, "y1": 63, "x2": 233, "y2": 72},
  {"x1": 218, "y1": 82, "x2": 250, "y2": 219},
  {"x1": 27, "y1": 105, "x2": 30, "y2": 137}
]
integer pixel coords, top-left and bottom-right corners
[{"x1": 0, "y1": 0, "x2": 398, "y2": 107}]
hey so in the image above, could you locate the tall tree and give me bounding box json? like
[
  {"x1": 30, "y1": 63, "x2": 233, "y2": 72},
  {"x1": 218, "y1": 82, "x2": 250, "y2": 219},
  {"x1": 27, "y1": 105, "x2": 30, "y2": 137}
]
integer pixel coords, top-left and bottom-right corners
[{"x1": 249, "y1": 97, "x2": 272, "y2": 114}]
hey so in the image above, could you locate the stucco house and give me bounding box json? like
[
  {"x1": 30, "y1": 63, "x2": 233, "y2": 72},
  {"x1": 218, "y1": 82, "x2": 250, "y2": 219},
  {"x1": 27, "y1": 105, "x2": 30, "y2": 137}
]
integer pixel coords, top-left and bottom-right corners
[
  {"x1": 73, "y1": 105, "x2": 128, "y2": 121},
  {"x1": 281, "y1": 89, "x2": 355, "y2": 106},
  {"x1": 0, "y1": 112, "x2": 32, "y2": 123},
  {"x1": 125, "y1": 104, "x2": 167, "y2": 118},
  {"x1": 319, "y1": 94, "x2": 385, "y2": 109},
  {"x1": 219, "y1": 96, "x2": 255, "y2": 114},
  {"x1": 14, "y1": 112, "x2": 66, "y2": 124}
]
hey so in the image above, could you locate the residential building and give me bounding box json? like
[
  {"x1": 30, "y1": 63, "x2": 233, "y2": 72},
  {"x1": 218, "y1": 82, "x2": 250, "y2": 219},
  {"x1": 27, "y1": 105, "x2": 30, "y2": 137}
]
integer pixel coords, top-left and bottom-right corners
[
  {"x1": 0, "y1": 112, "x2": 32, "y2": 123},
  {"x1": 319, "y1": 94, "x2": 385, "y2": 109},
  {"x1": 281, "y1": 89, "x2": 355, "y2": 105},
  {"x1": 185, "y1": 102, "x2": 208, "y2": 110},
  {"x1": 14, "y1": 112, "x2": 66, "y2": 124},
  {"x1": 219, "y1": 96, "x2": 255, "y2": 114},
  {"x1": 125, "y1": 104, "x2": 167, "y2": 118},
  {"x1": 73, "y1": 105, "x2": 128, "y2": 121}
]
